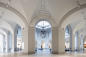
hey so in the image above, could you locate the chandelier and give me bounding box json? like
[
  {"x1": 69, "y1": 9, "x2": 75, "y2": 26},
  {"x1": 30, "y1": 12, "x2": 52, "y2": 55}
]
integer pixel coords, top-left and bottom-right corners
[
  {"x1": 40, "y1": 0, "x2": 46, "y2": 39},
  {"x1": 41, "y1": 20, "x2": 46, "y2": 38}
]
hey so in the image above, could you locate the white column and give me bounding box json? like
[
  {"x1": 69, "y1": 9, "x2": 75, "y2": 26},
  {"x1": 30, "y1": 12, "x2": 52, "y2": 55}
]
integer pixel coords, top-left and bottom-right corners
[
  {"x1": 70, "y1": 30, "x2": 72, "y2": 51},
  {"x1": 7, "y1": 32, "x2": 9, "y2": 53},
  {"x1": 58, "y1": 27, "x2": 65, "y2": 53},
  {"x1": 52, "y1": 27, "x2": 58, "y2": 54},
  {"x1": 72, "y1": 34, "x2": 75, "y2": 51},
  {"x1": 12, "y1": 33, "x2": 14, "y2": 52},
  {"x1": 80, "y1": 36, "x2": 84, "y2": 52},
  {"x1": 12, "y1": 28, "x2": 17, "y2": 52},
  {"x1": 74, "y1": 32, "x2": 80, "y2": 51},
  {"x1": 14, "y1": 28, "x2": 17, "y2": 52},
  {"x1": 6, "y1": 34, "x2": 8, "y2": 53},
  {"x1": 7, "y1": 32, "x2": 12, "y2": 53},
  {"x1": 52, "y1": 26, "x2": 65, "y2": 54},
  {"x1": 28, "y1": 27, "x2": 35, "y2": 54},
  {"x1": 3, "y1": 35, "x2": 5, "y2": 53},
  {"x1": 22, "y1": 27, "x2": 29, "y2": 54},
  {"x1": 78, "y1": 36, "x2": 81, "y2": 51}
]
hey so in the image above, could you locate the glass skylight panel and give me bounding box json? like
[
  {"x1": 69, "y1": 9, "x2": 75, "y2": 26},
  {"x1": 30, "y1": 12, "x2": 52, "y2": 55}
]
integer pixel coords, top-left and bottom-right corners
[{"x1": 36, "y1": 21, "x2": 51, "y2": 29}]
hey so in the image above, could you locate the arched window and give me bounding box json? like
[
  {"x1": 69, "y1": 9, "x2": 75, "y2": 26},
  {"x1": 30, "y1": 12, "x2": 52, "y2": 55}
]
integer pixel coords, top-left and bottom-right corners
[
  {"x1": 65, "y1": 25, "x2": 72, "y2": 52},
  {"x1": 75, "y1": 31, "x2": 79, "y2": 51},
  {"x1": 35, "y1": 20, "x2": 52, "y2": 54},
  {"x1": 16, "y1": 26, "x2": 23, "y2": 52}
]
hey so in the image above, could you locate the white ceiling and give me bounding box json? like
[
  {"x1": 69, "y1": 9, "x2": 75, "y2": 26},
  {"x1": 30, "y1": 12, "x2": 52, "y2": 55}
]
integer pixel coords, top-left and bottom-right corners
[
  {"x1": 0, "y1": 0, "x2": 79, "y2": 25},
  {"x1": 0, "y1": 0, "x2": 86, "y2": 37},
  {"x1": 61, "y1": 8, "x2": 86, "y2": 37}
]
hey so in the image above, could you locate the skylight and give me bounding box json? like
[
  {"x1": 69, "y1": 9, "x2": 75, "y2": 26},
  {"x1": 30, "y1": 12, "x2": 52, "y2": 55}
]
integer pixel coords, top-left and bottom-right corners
[{"x1": 36, "y1": 21, "x2": 51, "y2": 29}]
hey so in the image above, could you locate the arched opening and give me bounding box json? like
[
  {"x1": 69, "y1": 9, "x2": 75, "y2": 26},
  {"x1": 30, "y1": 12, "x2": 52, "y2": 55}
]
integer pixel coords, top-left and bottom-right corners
[
  {"x1": 60, "y1": 6, "x2": 86, "y2": 53},
  {"x1": 65, "y1": 25, "x2": 72, "y2": 52},
  {"x1": 75, "y1": 31, "x2": 79, "y2": 52},
  {"x1": 35, "y1": 20, "x2": 52, "y2": 54},
  {"x1": 79, "y1": 34, "x2": 84, "y2": 52},
  {"x1": 16, "y1": 25, "x2": 24, "y2": 52},
  {"x1": 0, "y1": 28, "x2": 12, "y2": 53},
  {"x1": 0, "y1": 33, "x2": 6, "y2": 53},
  {"x1": 0, "y1": 5, "x2": 28, "y2": 54},
  {"x1": 8, "y1": 31, "x2": 12, "y2": 53}
]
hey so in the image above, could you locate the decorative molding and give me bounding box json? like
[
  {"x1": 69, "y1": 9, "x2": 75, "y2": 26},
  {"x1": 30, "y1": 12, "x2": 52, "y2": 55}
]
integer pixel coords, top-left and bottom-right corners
[{"x1": 29, "y1": 0, "x2": 57, "y2": 28}]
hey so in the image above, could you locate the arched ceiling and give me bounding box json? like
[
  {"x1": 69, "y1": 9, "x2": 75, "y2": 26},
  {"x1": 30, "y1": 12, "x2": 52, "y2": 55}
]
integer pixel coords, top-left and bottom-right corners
[
  {"x1": 20, "y1": 0, "x2": 77, "y2": 25},
  {"x1": 0, "y1": 6, "x2": 27, "y2": 33},
  {"x1": 0, "y1": 28, "x2": 7, "y2": 36},
  {"x1": 0, "y1": 7, "x2": 25, "y2": 28},
  {"x1": 0, "y1": 0, "x2": 83, "y2": 25},
  {"x1": 61, "y1": 7, "x2": 86, "y2": 37},
  {"x1": 0, "y1": 0, "x2": 86, "y2": 33},
  {"x1": 0, "y1": 20, "x2": 13, "y2": 34},
  {"x1": 79, "y1": 30, "x2": 86, "y2": 38},
  {"x1": 0, "y1": 6, "x2": 28, "y2": 35},
  {"x1": 73, "y1": 21, "x2": 86, "y2": 34},
  {"x1": 61, "y1": 8, "x2": 85, "y2": 29}
]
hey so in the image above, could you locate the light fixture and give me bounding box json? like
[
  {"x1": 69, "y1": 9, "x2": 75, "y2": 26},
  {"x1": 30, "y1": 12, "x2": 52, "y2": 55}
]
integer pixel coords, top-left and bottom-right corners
[
  {"x1": 41, "y1": 19, "x2": 46, "y2": 38},
  {"x1": 39, "y1": 0, "x2": 46, "y2": 38}
]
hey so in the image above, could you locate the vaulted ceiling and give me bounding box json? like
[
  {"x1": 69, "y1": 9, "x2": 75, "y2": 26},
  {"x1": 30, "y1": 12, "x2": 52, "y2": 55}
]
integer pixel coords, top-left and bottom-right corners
[
  {"x1": 0, "y1": 0, "x2": 86, "y2": 37},
  {"x1": 0, "y1": 0, "x2": 81, "y2": 24}
]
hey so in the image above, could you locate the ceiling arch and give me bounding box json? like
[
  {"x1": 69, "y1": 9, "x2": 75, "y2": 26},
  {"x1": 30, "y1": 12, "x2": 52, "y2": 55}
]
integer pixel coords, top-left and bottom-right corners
[
  {"x1": 29, "y1": 8, "x2": 57, "y2": 28},
  {"x1": 0, "y1": 28, "x2": 8, "y2": 36},
  {"x1": 79, "y1": 30, "x2": 86, "y2": 38},
  {"x1": 60, "y1": 4, "x2": 86, "y2": 28},
  {"x1": 0, "y1": 2, "x2": 28, "y2": 28},
  {"x1": 0, "y1": 19, "x2": 13, "y2": 34}
]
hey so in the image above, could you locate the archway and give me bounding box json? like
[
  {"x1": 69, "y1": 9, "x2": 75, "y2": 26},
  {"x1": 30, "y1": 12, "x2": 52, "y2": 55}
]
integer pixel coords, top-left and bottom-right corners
[
  {"x1": 75, "y1": 31, "x2": 79, "y2": 52},
  {"x1": 35, "y1": 20, "x2": 52, "y2": 54},
  {"x1": 0, "y1": 3, "x2": 28, "y2": 54},
  {"x1": 60, "y1": 4, "x2": 86, "y2": 53},
  {"x1": 0, "y1": 22, "x2": 13, "y2": 53},
  {"x1": 0, "y1": 28, "x2": 12, "y2": 53},
  {"x1": 65, "y1": 25, "x2": 72, "y2": 52},
  {"x1": 0, "y1": 33, "x2": 6, "y2": 53},
  {"x1": 16, "y1": 25, "x2": 24, "y2": 52}
]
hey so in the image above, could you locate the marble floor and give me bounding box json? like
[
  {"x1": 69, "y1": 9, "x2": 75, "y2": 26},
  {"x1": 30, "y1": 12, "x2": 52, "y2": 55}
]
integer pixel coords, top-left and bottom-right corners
[
  {"x1": 0, "y1": 50, "x2": 86, "y2": 57},
  {"x1": 0, "y1": 52, "x2": 86, "y2": 57}
]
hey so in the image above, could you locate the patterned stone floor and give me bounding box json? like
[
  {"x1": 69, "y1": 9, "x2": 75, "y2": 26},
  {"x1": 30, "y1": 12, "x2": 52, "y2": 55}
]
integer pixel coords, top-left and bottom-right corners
[{"x1": 0, "y1": 52, "x2": 86, "y2": 57}]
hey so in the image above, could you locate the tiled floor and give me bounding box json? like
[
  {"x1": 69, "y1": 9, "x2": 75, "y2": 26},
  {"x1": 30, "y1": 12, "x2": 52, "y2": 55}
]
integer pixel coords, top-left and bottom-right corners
[
  {"x1": 0, "y1": 52, "x2": 86, "y2": 57},
  {"x1": 36, "y1": 48, "x2": 51, "y2": 54},
  {"x1": 20, "y1": 53, "x2": 86, "y2": 57},
  {"x1": 0, "y1": 50, "x2": 86, "y2": 57}
]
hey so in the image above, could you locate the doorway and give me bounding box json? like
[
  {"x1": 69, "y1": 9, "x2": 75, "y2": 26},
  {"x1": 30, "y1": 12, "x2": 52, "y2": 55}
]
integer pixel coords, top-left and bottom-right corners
[
  {"x1": 35, "y1": 20, "x2": 52, "y2": 54},
  {"x1": 65, "y1": 25, "x2": 72, "y2": 52}
]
